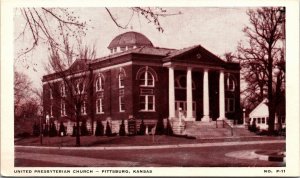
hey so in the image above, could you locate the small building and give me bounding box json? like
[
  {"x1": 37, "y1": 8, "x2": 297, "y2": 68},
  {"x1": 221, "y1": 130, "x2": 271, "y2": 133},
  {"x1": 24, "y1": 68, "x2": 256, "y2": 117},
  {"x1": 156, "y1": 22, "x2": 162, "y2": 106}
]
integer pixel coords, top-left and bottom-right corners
[
  {"x1": 42, "y1": 31, "x2": 242, "y2": 135},
  {"x1": 249, "y1": 98, "x2": 285, "y2": 131}
]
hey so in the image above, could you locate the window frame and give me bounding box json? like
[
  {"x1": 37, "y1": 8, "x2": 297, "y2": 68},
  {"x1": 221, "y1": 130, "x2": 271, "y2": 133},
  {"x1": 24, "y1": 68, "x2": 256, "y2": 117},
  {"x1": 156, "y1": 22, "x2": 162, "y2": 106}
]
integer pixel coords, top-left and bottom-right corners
[
  {"x1": 95, "y1": 76, "x2": 104, "y2": 92},
  {"x1": 60, "y1": 100, "x2": 66, "y2": 116},
  {"x1": 139, "y1": 94, "x2": 155, "y2": 112},
  {"x1": 81, "y1": 101, "x2": 87, "y2": 115},
  {"x1": 119, "y1": 74, "x2": 125, "y2": 89},
  {"x1": 96, "y1": 98, "x2": 104, "y2": 114},
  {"x1": 225, "y1": 97, "x2": 235, "y2": 113},
  {"x1": 60, "y1": 83, "x2": 66, "y2": 97},
  {"x1": 226, "y1": 75, "x2": 236, "y2": 91},
  {"x1": 139, "y1": 71, "x2": 155, "y2": 87},
  {"x1": 119, "y1": 96, "x2": 125, "y2": 112}
]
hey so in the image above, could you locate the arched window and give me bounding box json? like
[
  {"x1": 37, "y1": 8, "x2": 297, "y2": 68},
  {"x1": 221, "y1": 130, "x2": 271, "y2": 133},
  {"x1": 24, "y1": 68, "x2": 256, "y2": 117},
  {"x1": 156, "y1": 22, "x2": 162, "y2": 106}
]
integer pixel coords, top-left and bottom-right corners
[
  {"x1": 75, "y1": 81, "x2": 85, "y2": 95},
  {"x1": 119, "y1": 73, "x2": 125, "y2": 88},
  {"x1": 175, "y1": 75, "x2": 196, "y2": 89},
  {"x1": 95, "y1": 75, "x2": 104, "y2": 92},
  {"x1": 226, "y1": 74, "x2": 236, "y2": 91},
  {"x1": 139, "y1": 71, "x2": 154, "y2": 87}
]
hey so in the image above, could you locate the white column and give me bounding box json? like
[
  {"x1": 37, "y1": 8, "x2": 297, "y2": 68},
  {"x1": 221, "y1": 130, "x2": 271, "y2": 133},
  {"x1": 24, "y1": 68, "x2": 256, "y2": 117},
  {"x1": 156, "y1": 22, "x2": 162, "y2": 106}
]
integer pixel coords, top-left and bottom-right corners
[
  {"x1": 168, "y1": 67, "x2": 175, "y2": 119},
  {"x1": 218, "y1": 70, "x2": 226, "y2": 120},
  {"x1": 202, "y1": 69, "x2": 210, "y2": 122},
  {"x1": 186, "y1": 67, "x2": 194, "y2": 121}
]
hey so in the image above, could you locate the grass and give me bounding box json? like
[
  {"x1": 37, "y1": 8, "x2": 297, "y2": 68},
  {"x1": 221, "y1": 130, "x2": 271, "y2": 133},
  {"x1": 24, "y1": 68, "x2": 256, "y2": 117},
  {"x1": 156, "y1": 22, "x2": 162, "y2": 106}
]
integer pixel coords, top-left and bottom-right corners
[{"x1": 15, "y1": 134, "x2": 285, "y2": 147}]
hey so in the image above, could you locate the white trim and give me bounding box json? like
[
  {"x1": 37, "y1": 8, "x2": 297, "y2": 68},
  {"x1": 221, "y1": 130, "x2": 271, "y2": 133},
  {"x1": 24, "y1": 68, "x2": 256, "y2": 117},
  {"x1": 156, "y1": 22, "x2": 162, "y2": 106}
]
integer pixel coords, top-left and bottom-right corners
[
  {"x1": 119, "y1": 96, "x2": 125, "y2": 112},
  {"x1": 139, "y1": 70, "x2": 155, "y2": 87},
  {"x1": 43, "y1": 71, "x2": 91, "y2": 84},
  {"x1": 118, "y1": 74, "x2": 125, "y2": 89},
  {"x1": 96, "y1": 98, "x2": 104, "y2": 114},
  {"x1": 139, "y1": 95, "x2": 155, "y2": 112},
  {"x1": 81, "y1": 101, "x2": 87, "y2": 115},
  {"x1": 93, "y1": 61, "x2": 132, "y2": 74},
  {"x1": 60, "y1": 100, "x2": 66, "y2": 117}
]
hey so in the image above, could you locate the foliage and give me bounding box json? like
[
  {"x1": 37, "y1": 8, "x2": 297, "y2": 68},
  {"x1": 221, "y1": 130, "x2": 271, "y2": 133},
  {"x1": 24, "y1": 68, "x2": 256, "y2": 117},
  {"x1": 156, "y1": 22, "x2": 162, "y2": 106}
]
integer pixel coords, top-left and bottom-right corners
[
  {"x1": 119, "y1": 119, "x2": 126, "y2": 136},
  {"x1": 32, "y1": 122, "x2": 40, "y2": 137},
  {"x1": 95, "y1": 121, "x2": 104, "y2": 136},
  {"x1": 138, "y1": 119, "x2": 146, "y2": 135},
  {"x1": 72, "y1": 124, "x2": 78, "y2": 137},
  {"x1": 238, "y1": 7, "x2": 285, "y2": 132},
  {"x1": 155, "y1": 119, "x2": 165, "y2": 135},
  {"x1": 80, "y1": 120, "x2": 89, "y2": 136},
  {"x1": 43, "y1": 124, "x2": 49, "y2": 136},
  {"x1": 105, "y1": 121, "x2": 112, "y2": 136},
  {"x1": 58, "y1": 121, "x2": 66, "y2": 136},
  {"x1": 49, "y1": 122, "x2": 58, "y2": 137},
  {"x1": 165, "y1": 119, "x2": 173, "y2": 136}
]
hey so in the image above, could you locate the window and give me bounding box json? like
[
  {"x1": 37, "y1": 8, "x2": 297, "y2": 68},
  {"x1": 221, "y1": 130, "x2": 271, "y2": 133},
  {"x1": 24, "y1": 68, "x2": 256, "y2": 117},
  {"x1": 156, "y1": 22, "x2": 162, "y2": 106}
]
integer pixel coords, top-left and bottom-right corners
[
  {"x1": 95, "y1": 76, "x2": 104, "y2": 92},
  {"x1": 119, "y1": 74, "x2": 125, "y2": 88},
  {"x1": 225, "y1": 98, "x2": 235, "y2": 113},
  {"x1": 75, "y1": 82, "x2": 85, "y2": 95},
  {"x1": 257, "y1": 118, "x2": 261, "y2": 124},
  {"x1": 96, "y1": 98, "x2": 104, "y2": 114},
  {"x1": 61, "y1": 100, "x2": 66, "y2": 116},
  {"x1": 140, "y1": 71, "x2": 154, "y2": 87},
  {"x1": 60, "y1": 84, "x2": 66, "y2": 97},
  {"x1": 81, "y1": 101, "x2": 87, "y2": 115},
  {"x1": 175, "y1": 75, "x2": 196, "y2": 89},
  {"x1": 226, "y1": 75, "x2": 236, "y2": 91},
  {"x1": 119, "y1": 96, "x2": 125, "y2": 112},
  {"x1": 50, "y1": 104, "x2": 53, "y2": 117},
  {"x1": 50, "y1": 88, "x2": 53, "y2": 99},
  {"x1": 262, "y1": 117, "x2": 266, "y2": 124},
  {"x1": 120, "y1": 46, "x2": 126, "y2": 52},
  {"x1": 139, "y1": 95, "x2": 155, "y2": 111}
]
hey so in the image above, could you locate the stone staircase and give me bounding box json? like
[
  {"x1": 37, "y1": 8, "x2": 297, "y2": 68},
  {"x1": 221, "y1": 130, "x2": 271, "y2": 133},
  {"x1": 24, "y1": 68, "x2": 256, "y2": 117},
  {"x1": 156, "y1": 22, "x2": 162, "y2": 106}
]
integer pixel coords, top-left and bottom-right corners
[{"x1": 184, "y1": 120, "x2": 256, "y2": 139}]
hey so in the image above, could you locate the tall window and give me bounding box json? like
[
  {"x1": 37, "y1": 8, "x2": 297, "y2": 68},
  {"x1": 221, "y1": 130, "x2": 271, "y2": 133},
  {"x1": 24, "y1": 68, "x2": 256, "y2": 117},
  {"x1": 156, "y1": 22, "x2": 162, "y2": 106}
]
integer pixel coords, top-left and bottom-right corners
[
  {"x1": 61, "y1": 100, "x2": 66, "y2": 116},
  {"x1": 96, "y1": 98, "x2": 104, "y2": 114},
  {"x1": 140, "y1": 95, "x2": 155, "y2": 111},
  {"x1": 119, "y1": 96, "x2": 125, "y2": 112},
  {"x1": 140, "y1": 71, "x2": 154, "y2": 87},
  {"x1": 81, "y1": 101, "x2": 87, "y2": 115},
  {"x1": 175, "y1": 75, "x2": 196, "y2": 89},
  {"x1": 119, "y1": 74, "x2": 125, "y2": 88},
  {"x1": 60, "y1": 83, "x2": 66, "y2": 97},
  {"x1": 225, "y1": 97, "x2": 235, "y2": 113},
  {"x1": 50, "y1": 88, "x2": 53, "y2": 99},
  {"x1": 95, "y1": 76, "x2": 104, "y2": 92},
  {"x1": 226, "y1": 75, "x2": 236, "y2": 91},
  {"x1": 50, "y1": 104, "x2": 53, "y2": 117},
  {"x1": 75, "y1": 82, "x2": 85, "y2": 95}
]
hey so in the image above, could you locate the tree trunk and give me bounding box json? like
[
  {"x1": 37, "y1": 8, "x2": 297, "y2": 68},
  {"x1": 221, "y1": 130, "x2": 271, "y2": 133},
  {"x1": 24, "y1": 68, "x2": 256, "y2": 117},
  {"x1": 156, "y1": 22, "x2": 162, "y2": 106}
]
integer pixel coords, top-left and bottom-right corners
[
  {"x1": 76, "y1": 111, "x2": 80, "y2": 146},
  {"x1": 267, "y1": 48, "x2": 275, "y2": 133}
]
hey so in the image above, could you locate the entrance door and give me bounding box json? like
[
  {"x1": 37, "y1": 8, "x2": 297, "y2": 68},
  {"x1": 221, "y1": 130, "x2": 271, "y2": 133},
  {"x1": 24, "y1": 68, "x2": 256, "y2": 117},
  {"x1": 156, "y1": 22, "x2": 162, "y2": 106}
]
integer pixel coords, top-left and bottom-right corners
[{"x1": 175, "y1": 100, "x2": 196, "y2": 118}]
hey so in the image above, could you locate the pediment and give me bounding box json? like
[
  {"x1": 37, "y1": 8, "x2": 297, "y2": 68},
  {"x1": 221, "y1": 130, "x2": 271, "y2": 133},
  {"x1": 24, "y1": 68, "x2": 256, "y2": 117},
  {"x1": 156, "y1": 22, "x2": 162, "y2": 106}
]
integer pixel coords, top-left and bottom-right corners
[{"x1": 164, "y1": 45, "x2": 226, "y2": 67}]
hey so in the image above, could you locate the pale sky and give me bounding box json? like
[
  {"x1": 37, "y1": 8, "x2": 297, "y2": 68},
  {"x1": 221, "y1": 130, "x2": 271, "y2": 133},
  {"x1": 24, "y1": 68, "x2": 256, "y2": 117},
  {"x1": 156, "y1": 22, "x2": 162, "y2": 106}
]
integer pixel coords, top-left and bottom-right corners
[{"x1": 14, "y1": 7, "x2": 250, "y2": 89}]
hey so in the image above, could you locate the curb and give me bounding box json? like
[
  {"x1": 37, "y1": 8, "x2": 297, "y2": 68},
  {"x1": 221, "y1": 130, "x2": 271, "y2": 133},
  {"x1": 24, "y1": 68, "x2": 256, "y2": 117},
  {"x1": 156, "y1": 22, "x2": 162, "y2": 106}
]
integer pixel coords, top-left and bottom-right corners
[
  {"x1": 251, "y1": 151, "x2": 286, "y2": 162},
  {"x1": 15, "y1": 140, "x2": 285, "y2": 151}
]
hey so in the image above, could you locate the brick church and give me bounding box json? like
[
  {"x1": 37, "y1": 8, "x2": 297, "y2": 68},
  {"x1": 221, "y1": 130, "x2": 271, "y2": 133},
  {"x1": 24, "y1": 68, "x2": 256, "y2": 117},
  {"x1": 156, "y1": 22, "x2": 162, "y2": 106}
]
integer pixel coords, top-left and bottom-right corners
[{"x1": 42, "y1": 31, "x2": 241, "y2": 135}]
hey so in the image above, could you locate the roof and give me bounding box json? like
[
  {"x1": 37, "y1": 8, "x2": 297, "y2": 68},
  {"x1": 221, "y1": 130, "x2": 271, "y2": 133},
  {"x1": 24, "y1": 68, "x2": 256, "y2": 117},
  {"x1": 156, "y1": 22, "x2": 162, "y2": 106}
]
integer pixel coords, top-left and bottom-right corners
[
  {"x1": 91, "y1": 46, "x2": 176, "y2": 64},
  {"x1": 249, "y1": 99, "x2": 269, "y2": 118},
  {"x1": 108, "y1": 31, "x2": 153, "y2": 49}
]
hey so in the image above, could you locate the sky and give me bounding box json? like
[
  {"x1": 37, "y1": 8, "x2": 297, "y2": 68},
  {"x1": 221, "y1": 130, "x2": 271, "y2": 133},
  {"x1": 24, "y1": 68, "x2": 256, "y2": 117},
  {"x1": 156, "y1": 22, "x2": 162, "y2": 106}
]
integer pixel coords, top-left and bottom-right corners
[{"x1": 14, "y1": 7, "x2": 250, "y2": 89}]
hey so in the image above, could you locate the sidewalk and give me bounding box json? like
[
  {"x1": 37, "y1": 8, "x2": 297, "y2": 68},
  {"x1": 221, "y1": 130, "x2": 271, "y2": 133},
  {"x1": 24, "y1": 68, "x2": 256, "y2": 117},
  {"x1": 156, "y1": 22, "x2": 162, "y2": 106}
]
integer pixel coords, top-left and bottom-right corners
[{"x1": 15, "y1": 139, "x2": 285, "y2": 150}]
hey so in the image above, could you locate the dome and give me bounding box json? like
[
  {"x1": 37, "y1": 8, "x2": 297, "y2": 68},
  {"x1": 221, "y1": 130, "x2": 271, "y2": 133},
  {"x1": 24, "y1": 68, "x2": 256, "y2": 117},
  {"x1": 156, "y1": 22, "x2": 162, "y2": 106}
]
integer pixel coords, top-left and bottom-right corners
[{"x1": 108, "y1": 31, "x2": 153, "y2": 51}]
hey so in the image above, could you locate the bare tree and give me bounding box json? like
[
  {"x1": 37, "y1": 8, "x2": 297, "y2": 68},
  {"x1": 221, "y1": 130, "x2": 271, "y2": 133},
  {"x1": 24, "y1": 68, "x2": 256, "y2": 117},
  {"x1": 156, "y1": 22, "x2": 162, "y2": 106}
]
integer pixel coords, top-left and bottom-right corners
[
  {"x1": 238, "y1": 7, "x2": 285, "y2": 133},
  {"x1": 14, "y1": 71, "x2": 32, "y2": 116}
]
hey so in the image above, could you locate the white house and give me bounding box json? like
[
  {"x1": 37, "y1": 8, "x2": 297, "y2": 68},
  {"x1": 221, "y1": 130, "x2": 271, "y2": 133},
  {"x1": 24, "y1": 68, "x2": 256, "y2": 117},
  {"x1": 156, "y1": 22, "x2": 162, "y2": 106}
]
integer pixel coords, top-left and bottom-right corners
[{"x1": 249, "y1": 98, "x2": 285, "y2": 131}]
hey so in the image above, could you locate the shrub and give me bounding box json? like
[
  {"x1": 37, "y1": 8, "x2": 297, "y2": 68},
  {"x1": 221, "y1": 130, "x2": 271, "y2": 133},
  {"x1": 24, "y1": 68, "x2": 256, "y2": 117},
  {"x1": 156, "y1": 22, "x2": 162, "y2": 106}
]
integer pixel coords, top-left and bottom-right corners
[
  {"x1": 49, "y1": 122, "x2": 57, "y2": 137},
  {"x1": 43, "y1": 124, "x2": 49, "y2": 136},
  {"x1": 16, "y1": 132, "x2": 31, "y2": 138},
  {"x1": 32, "y1": 122, "x2": 40, "y2": 137},
  {"x1": 165, "y1": 119, "x2": 173, "y2": 136},
  {"x1": 72, "y1": 124, "x2": 78, "y2": 137},
  {"x1": 105, "y1": 121, "x2": 112, "y2": 136},
  {"x1": 95, "y1": 121, "x2": 104, "y2": 136},
  {"x1": 139, "y1": 119, "x2": 146, "y2": 135},
  {"x1": 119, "y1": 119, "x2": 126, "y2": 136},
  {"x1": 80, "y1": 120, "x2": 89, "y2": 136},
  {"x1": 155, "y1": 119, "x2": 165, "y2": 135},
  {"x1": 58, "y1": 121, "x2": 66, "y2": 136}
]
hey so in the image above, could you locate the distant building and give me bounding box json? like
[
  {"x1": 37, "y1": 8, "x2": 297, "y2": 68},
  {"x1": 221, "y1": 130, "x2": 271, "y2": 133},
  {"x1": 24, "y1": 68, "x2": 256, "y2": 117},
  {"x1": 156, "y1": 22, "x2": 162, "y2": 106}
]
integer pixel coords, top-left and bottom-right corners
[
  {"x1": 249, "y1": 98, "x2": 285, "y2": 131},
  {"x1": 42, "y1": 31, "x2": 241, "y2": 135}
]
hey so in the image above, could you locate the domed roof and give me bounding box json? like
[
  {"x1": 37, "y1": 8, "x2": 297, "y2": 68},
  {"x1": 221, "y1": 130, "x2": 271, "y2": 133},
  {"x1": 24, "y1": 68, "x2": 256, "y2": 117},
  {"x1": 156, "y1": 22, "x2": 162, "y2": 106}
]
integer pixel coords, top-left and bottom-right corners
[{"x1": 108, "y1": 31, "x2": 153, "y2": 49}]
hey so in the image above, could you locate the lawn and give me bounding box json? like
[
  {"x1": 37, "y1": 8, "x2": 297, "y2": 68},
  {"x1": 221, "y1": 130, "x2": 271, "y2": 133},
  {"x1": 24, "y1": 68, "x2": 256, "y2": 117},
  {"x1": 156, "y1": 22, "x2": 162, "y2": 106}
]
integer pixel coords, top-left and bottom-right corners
[{"x1": 15, "y1": 135, "x2": 285, "y2": 147}]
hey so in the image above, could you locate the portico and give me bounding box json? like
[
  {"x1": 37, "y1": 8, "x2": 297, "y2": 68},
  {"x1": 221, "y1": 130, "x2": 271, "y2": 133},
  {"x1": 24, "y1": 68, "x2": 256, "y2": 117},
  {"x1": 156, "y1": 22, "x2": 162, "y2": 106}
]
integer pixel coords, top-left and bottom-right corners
[{"x1": 166, "y1": 65, "x2": 226, "y2": 122}]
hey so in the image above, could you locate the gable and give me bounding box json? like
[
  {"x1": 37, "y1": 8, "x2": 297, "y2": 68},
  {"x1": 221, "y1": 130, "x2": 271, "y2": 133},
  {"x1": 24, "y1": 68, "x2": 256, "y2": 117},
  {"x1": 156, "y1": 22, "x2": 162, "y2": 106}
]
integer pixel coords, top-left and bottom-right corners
[
  {"x1": 249, "y1": 99, "x2": 269, "y2": 118},
  {"x1": 164, "y1": 45, "x2": 227, "y2": 67}
]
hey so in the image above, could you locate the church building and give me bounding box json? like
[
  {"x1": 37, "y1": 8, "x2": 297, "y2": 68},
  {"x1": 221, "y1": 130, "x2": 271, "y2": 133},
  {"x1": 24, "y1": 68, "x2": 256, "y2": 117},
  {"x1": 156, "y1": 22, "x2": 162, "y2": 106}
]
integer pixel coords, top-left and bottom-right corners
[{"x1": 42, "y1": 31, "x2": 241, "y2": 135}]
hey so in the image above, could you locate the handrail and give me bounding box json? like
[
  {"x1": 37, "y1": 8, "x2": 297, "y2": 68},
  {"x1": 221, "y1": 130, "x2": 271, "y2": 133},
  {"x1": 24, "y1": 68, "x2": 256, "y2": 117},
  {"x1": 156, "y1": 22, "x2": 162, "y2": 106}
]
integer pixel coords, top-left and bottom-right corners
[{"x1": 216, "y1": 120, "x2": 233, "y2": 136}]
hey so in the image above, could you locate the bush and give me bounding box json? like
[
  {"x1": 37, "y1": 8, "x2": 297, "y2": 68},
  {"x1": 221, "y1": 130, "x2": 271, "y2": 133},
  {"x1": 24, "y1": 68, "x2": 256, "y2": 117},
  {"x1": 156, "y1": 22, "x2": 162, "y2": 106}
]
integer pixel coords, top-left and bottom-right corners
[
  {"x1": 80, "y1": 120, "x2": 89, "y2": 136},
  {"x1": 165, "y1": 119, "x2": 173, "y2": 136},
  {"x1": 32, "y1": 122, "x2": 40, "y2": 137},
  {"x1": 139, "y1": 119, "x2": 146, "y2": 135},
  {"x1": 49, "y1": 122, "x2": 57, "y2": 137},
  {"x1": 72, "y1": 124, "x2": 78, "y2": 137},
  {"x1": 119, "y1": 119, "x2": 126, "y2": 136},
  {"x1": 16, "y1": 132, "x2": 31, "y2": 138},
  {"x1": 43, "y1": 124, "x2": 49, "y2": 136},
  {"x1": 248, "y1": 121, "x2": 258, "y2": 132},
  {"x1": 155, "y1": 119, "x2": 165, "y2": 135},
  {"x1": 58, "y1": 121, "x2": 66, "y2": 136},
  {"x1": 95, "y1": 121, "x2": 104, "y2": 136},
  {"x1": 105, "y1": 121, "x2": 112, "y2": 136}
]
